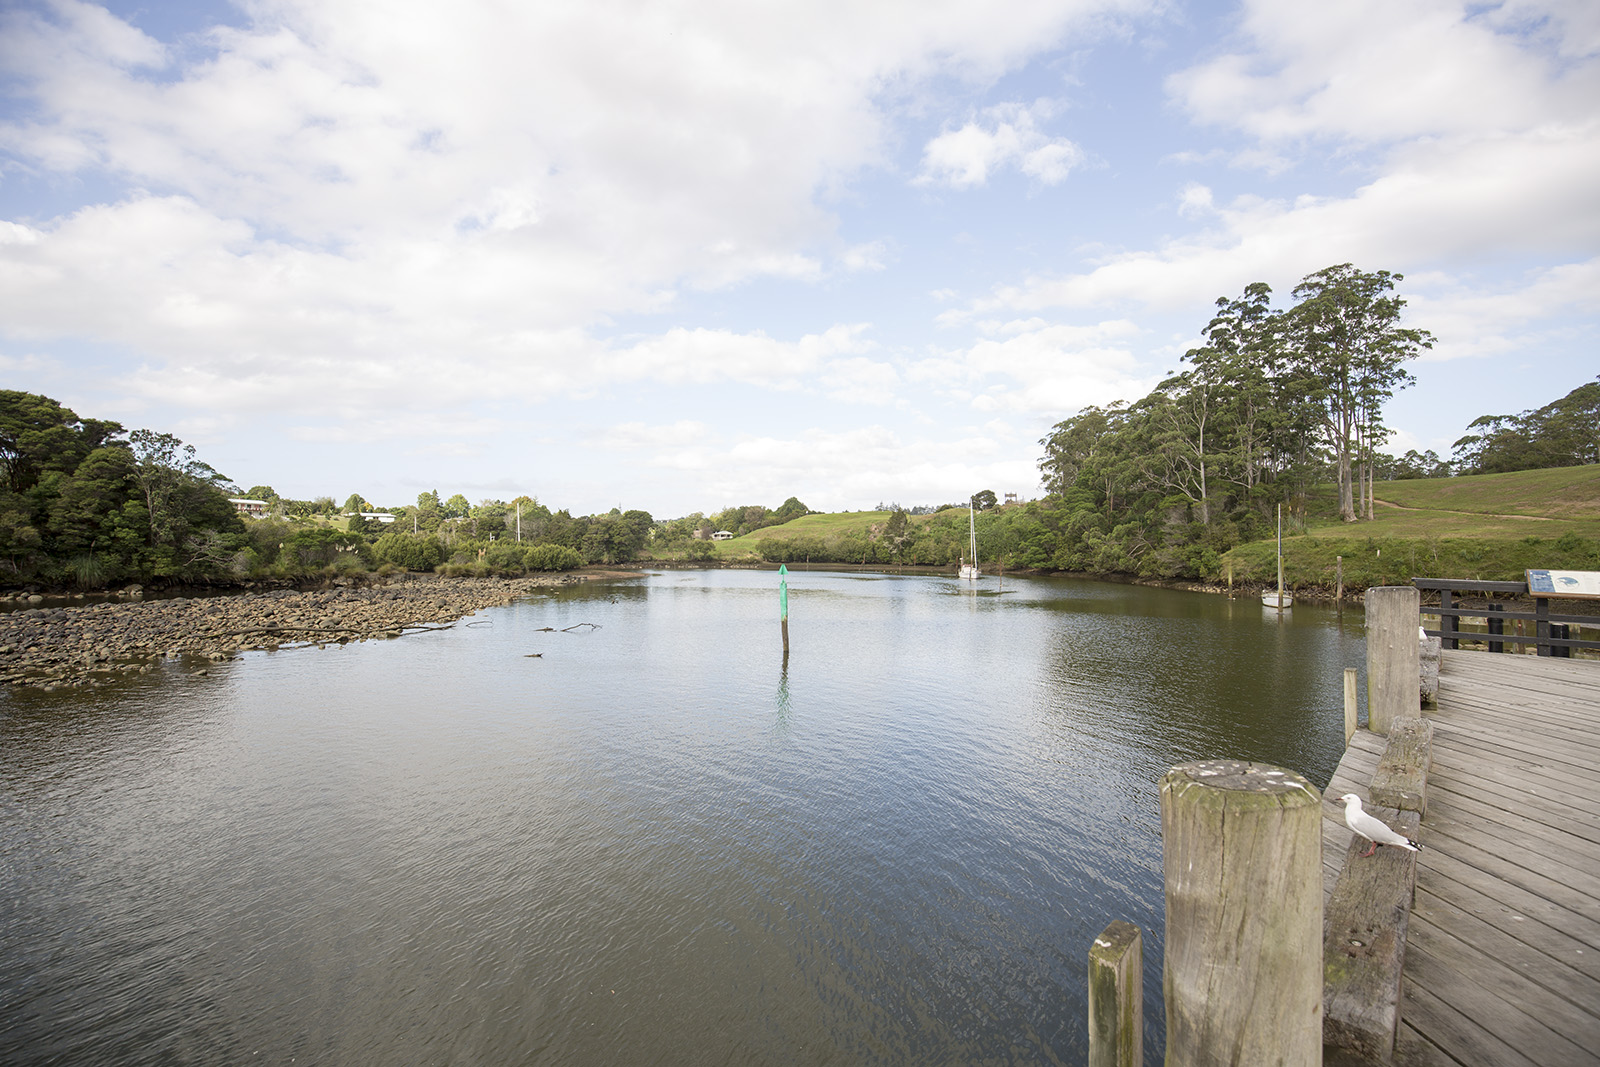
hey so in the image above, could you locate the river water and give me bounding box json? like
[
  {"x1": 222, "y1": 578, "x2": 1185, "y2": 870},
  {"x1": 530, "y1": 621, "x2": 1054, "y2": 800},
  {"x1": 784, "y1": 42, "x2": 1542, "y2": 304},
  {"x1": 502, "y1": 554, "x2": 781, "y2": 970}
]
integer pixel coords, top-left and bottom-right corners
[{"x1": 1, "y1": 570, "x2": 1365, "y2": 1065}]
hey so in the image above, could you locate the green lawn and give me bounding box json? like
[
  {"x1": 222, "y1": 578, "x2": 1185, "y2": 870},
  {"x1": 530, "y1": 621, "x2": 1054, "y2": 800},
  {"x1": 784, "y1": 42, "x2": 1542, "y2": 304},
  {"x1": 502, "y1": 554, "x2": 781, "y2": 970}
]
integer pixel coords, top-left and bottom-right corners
[
  {"x1": 1235, "y1": 465, "x2": 1600, "y2": 589},
  {"x1": 1370, "y1": 464, "x2": 1600, "y2": 519},
  {"x1": 725, "y1": 511, "x2": 893, "y2": 542},
  {"x1": 1301, "y1": 465, "x2": 1600, "y2": 541}
]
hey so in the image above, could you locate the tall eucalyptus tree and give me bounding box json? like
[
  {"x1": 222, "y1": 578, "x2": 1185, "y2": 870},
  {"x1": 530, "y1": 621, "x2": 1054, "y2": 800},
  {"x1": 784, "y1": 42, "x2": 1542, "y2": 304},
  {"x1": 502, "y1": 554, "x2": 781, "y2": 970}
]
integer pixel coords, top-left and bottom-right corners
[{"x1": 1281, "y1": 265, "x2": 1433, "y2": 522}]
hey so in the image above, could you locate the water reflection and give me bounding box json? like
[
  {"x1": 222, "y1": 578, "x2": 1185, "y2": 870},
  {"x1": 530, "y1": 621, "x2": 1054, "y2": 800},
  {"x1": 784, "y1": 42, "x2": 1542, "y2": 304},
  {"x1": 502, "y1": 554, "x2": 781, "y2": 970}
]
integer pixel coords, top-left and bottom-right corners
[{"x1": 1, "y1": 570, "x2": 1364, "y2": 1066}]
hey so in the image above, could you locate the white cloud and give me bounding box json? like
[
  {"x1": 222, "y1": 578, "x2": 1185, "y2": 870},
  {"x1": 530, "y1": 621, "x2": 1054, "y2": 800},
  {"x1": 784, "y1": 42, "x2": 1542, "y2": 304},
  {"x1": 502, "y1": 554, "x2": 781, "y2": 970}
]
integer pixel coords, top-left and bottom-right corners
[
  {"x1": 1168, "y1": 0, "x2": 1597, "y2": 147},
  {"x1": 696, "y1": 425, "x2": 1041, "y2": 510},
  {"x1": 0, "y1": 0, "x2": 1155, "y2": 429},
  {"x1": 916, "y1": 100, "x2": 1085, "y2": 188},
  {"x1": 962, "y1": 119, "x2": 1600, "y2": 319},
  {"x1": 905, "y1": 319, "x2": 1152, "y2": 418},
  {"x1": 1406, "y1": 258, "x2": 1600, "y2": 362},
  {"x1": 605, "y1": 421, "x2": 715, "y2": 450},
  {"x1": 839, "y1": 240, "x2": 889, "y2": 272}
]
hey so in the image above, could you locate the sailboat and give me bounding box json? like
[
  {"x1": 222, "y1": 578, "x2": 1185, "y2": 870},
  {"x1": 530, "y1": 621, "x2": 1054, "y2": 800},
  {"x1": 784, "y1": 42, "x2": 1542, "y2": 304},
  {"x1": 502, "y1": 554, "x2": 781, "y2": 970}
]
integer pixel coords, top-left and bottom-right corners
[
  {"x1": 958, "y1": 502, "x2": 980, "y2": 581},
  {"x1": 1262, "y1": 503, "x2": 1293, "y2": 609}
]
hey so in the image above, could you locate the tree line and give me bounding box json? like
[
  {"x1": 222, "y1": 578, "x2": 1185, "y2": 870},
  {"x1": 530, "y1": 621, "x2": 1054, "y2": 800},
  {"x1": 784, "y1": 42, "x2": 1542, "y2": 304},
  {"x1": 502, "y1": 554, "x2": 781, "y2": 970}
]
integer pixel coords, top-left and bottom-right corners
[
  {"x1": 1022, "y1": 265, "x2": 1433, "y2": 577},
  {"x1": 1451, "y1": 376, "x2": 1599, "y2": 474}
]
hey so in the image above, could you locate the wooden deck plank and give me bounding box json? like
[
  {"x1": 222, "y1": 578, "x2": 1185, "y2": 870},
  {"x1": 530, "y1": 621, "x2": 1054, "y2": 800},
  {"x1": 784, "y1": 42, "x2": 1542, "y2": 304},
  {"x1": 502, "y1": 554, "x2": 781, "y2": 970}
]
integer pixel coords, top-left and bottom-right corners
[
  {"x1": 1423, "y1": 794, "x2": 1600, "y2": 869},
  {"x1": 1398, "y1": 651, "x2": 1600, "y2": 1066},
  {"x1": 1428, "y1": 720, "x2": 1600, "y2": 772},
  {"x1": 1397, "y1": 980, "x2": 1545, "y2": 1067},
  {"x1": 1421, "y1": 825, "x2": 1600, "y2": 922},
  {"x1": 1416, "y1": 846, "x2": 1600, "y2": 950},
  {"x1": 1423, "y1": 750, "x2": 1600, "y2": 820},
  {"x1": 1412, "y1": 889, "x2": 1600, "y2": 1006},
  {"x1": 1404, "y1": 939, "x2": 1594, "y2": 1065},
  {"x1": 1425, "y1": 777, "x2": 1600, "y2": 847}
]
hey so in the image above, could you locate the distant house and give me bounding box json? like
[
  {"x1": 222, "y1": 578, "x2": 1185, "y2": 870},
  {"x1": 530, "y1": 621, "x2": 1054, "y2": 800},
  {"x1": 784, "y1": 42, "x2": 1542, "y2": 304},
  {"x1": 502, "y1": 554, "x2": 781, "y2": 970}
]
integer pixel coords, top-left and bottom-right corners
[
  {"x1": 711, "y1": 530, "x2": 735, "y2": 541},
  {"x1": 229, "y1": 497, "x2": 268, "y2": 517},
  {"x1": 359, "y1": 511, "x2": 396, "y2": 524}
]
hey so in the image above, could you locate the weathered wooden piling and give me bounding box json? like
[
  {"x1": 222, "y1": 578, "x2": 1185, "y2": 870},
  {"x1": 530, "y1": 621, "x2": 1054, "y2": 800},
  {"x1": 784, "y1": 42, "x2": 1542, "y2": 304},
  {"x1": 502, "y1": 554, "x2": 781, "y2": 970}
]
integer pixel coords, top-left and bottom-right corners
[
  {"x1": 1344, "y1": 667, "x2": 1358, "y2": 745},
  {"x1": 1323, "y1": 803, "x2": 1421, "y2": 1059},
  {"x1": 1087, "y1": 920, "x2": 1142, "y2": 1067},
  {"x1": 1365, "y1": 586, "x2": 1419, "y2": 735},
  {"x1": 1160, "y1": 760, "x2": 1323, "y2": 1066}
]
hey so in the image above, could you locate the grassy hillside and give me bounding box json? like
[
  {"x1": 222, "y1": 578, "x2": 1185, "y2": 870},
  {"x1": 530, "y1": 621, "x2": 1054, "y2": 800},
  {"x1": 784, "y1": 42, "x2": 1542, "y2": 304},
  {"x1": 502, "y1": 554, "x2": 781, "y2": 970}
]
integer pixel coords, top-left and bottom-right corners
[
  {"x1": 726, "y1": 511, "x2": 894, "y2": 542},
  {"x1": 647, "y1": 466, "x2": 1600, "y2": 592},
  {"x1": 1370, "y1": 465, "x2": 1600, "y2": 519},
  {"x1": 1229, "y1": 464, "x2": 1600, "y2": 591}
]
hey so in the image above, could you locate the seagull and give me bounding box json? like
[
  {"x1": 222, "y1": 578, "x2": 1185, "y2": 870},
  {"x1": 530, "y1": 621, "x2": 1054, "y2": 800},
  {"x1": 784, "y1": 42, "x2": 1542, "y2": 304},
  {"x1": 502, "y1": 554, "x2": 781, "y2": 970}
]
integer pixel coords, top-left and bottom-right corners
[{"x1": 1338, "y1": 794, "x2": 1421, "y2": 857}]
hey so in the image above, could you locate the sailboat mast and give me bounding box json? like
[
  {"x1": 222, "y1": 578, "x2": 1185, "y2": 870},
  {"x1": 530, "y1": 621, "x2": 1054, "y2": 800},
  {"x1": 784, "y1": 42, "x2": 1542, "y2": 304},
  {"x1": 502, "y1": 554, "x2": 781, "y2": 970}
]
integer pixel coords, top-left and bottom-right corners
[{"x1": 1276, "y1": 503, "x2": 1285, "y2": 596}]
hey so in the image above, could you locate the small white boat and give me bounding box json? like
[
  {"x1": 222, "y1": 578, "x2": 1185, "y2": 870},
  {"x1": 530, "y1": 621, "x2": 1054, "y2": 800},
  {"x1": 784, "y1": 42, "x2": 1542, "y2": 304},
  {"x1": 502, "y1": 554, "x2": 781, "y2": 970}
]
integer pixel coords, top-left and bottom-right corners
[
  {"x1": 959, "y1": 502, "x2": 980, "y2": 580},
  {"x1": 1263, "y1": 503, "x2": 1292, "y2": 609}
]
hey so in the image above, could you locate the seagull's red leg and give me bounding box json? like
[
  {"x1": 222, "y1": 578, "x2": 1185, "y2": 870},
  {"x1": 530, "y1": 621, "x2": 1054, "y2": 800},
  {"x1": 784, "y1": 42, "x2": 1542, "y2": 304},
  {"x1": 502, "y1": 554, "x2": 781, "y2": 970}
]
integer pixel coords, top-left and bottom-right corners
[{"x1": 1359, "y1": 840, "x2": 1377, "y2": 858}]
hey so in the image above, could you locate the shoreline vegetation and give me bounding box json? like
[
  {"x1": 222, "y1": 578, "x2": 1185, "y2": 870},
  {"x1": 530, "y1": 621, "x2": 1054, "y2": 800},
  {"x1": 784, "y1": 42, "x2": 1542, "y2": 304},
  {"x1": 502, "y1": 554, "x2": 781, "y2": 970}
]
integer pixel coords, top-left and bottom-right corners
[{"x1": 3, "y1": 374, "x2": 1597, "y2": 683}]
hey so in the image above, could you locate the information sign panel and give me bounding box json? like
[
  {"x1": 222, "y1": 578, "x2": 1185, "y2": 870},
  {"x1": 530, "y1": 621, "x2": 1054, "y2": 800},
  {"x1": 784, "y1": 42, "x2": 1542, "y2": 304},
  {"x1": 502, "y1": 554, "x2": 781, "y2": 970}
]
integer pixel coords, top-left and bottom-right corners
[{"x1": 1526, "y1": 569, "x2": 1600, "y2": 599}]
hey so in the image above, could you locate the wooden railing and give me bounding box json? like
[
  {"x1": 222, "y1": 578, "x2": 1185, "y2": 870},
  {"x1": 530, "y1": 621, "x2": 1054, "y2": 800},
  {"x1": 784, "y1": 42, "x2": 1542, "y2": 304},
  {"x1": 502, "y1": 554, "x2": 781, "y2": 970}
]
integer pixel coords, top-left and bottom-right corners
[{"x1": 1412, "y1": 577, "x2": 1598, "y2": 657}]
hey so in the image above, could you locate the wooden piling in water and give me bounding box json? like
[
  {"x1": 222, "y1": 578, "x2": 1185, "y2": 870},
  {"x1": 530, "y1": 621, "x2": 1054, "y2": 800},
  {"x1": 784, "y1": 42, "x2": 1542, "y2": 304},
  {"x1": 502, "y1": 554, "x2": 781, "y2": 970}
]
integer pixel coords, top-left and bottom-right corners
[
  {"x1": 1160, "y1": 760, "x2": 1323, "y2": 1067},
  {"x1": 1087, "y1": 920, "x2": 1142, "y2": 1067},
  {"x1": 1344, "y1": 667, "x2": 1358, "y2": 745},
  {"x1": 1365, "y1": 585, "x2": 1419, "y2": 736}
]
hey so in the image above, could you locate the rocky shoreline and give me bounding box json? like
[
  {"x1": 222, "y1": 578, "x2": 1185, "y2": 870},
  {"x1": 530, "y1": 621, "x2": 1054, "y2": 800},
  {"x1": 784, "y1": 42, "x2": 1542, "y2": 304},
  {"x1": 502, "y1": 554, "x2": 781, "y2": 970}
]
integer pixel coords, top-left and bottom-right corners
[{"x1": 0, "y1": 572, "x2": 592, "y2": 691}]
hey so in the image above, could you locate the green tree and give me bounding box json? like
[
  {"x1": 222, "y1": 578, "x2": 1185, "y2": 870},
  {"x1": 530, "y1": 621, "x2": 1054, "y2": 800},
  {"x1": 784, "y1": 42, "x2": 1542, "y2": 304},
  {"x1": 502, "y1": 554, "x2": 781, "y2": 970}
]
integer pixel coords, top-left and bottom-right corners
[
  {"x1": 344, "y1": 493, "x2": 368, "y2": 514},
  {"x1": 1453, "y1": 376, "x2": 1600, "y2": 473},
  {"x1": 1281, "y1": 265, "x2": 1432, "y2": 522},
  {"x1": 971, "y1": 489, "x2": 998, "y2": 510},
  {"x1": 126, "y1": 429, "x2": 243, "y2": 576},
  {"x1": 773, "y1": 496, "x2": 810, "y2": 523},
  {"x1": 0, "y1": 391, "x2": 124, "y2": 494}
]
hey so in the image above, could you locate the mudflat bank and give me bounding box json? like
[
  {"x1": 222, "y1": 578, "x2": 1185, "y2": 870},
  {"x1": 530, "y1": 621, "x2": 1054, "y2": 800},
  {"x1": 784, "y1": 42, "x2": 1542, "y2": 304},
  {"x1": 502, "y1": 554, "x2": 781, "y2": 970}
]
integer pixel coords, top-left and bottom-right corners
[{"x1": 0, "y1": 572, "x2": 591, "y2": 691}]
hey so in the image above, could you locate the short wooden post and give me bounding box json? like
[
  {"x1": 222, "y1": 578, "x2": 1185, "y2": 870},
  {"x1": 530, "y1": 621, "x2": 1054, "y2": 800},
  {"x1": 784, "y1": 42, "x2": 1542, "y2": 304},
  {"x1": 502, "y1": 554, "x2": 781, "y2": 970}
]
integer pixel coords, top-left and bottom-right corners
[
  {"x1": 1161, "y1": 761, "x2": 1323, "y2": 1067},
  {"x1": 1366, "y1": 586, "x2": 1420, "y2": 735},
  {"x1": 1440, "y1": 589, "x2": 1458, "y2": 650},
  {"x1": 1486, "y1": 603, "x2": 1504, "y2": 653},
  {"x1": 1088, "y1": 920, "x2": 1142, "y2": 1067},
  {"x1": 1335, "y1": 555, "x2": 1343, "y2": 602},
  {"x1": 1535, "y1": 596, "x2": 1550, "y2": 656},
  {"x1": 1344, "y1": 667, "x2": 1358, "y2": 744}
]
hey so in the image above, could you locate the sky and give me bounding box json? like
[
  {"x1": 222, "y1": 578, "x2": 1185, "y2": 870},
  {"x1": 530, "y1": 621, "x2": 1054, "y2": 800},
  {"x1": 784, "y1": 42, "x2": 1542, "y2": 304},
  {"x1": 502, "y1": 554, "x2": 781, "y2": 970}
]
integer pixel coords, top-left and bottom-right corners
[{"x1": 1, "y1": 0, "x2": 1596, "y2": 519}]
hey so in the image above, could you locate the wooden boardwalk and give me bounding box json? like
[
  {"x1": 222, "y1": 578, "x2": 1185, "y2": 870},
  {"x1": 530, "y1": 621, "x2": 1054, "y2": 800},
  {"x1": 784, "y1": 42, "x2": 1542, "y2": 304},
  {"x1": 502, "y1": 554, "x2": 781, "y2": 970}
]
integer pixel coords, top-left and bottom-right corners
[{"x1": 1323, "y1": 650, "x2": 1600, "y2": 1066}]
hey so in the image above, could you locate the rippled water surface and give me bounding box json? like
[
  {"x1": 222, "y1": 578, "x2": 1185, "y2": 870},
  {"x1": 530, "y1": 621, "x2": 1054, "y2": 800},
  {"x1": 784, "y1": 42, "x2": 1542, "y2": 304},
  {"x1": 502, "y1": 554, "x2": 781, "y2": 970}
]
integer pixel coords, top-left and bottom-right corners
[{"x1": 1, "y1": 570, "x2": 1367, "y2": 1065}]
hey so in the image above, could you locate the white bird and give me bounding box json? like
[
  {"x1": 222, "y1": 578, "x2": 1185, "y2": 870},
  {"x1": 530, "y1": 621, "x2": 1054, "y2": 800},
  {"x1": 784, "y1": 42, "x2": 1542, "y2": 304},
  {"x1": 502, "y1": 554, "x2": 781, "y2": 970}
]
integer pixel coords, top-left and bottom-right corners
[{"x1": 1338, "y1": 794, "x2": 1421, "y2": 857}]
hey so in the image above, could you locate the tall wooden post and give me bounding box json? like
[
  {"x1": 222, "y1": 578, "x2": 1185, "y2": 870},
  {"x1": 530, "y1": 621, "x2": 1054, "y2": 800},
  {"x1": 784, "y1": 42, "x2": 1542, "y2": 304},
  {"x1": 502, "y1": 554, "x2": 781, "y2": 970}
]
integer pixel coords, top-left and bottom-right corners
[
  {"x1": 1335, "y1": 555, "x2": 1343, "y2": 602},
  {"x1": 1344, "y1": 667, "x2": 1358, "y2": 745},
  {"x1": 1088, "y1": 920, "x2": 1142, "y2": 1067},
  {"x1": 1161, "y1": 760, "x2": 1323, "y2": 1067},
  {"x1": 1366, "y1": 585, "x2": 1419, "y2": 735}
]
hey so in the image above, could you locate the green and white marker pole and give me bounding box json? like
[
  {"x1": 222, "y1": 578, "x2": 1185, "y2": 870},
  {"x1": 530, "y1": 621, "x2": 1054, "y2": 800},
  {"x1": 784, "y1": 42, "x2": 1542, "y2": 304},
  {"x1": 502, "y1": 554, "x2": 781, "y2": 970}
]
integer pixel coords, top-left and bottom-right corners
[{"x1": 779, "y1": 563, "x2": 790, "y2": 654}]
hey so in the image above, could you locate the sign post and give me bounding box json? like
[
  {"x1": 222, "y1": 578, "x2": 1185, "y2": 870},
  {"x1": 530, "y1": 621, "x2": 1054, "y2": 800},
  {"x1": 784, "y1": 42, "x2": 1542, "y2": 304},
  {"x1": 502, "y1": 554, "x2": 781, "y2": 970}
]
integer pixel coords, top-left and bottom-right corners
[{"x1": 779, "y1": 563, "x2": 790, "y2": 654}]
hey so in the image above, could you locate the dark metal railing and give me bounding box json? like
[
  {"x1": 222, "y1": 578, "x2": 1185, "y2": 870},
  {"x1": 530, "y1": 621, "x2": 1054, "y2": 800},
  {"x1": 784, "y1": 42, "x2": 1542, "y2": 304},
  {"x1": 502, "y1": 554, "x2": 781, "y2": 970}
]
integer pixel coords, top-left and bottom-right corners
[{"x1": 1411, "y1": 577, "x2": 1599, "y2": 657}]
